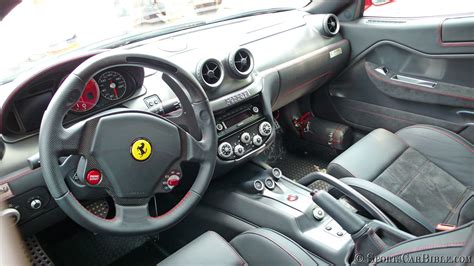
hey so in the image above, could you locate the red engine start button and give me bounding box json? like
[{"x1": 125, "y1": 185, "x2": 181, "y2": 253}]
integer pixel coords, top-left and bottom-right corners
[{"x1": 86, "y1": 170, "x2": 102, "y2": 185}]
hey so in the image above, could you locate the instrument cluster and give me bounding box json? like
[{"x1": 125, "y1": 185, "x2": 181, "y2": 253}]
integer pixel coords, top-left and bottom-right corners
[{"x1": 4, "y1": 66, "x2": 144, "y2": 139}]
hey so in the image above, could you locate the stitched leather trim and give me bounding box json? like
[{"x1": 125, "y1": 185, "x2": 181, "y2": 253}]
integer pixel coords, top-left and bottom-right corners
[
  {"x1": 397, "y1": 125, "x2": 473, "y2": 153},
  {"x1": 210, "y1": 232, "x2": 247, "y2": 266},
  {"x1": 327, "y1": 162, "x2": 355, "y2": 178},
  {"x1": 378, "y1": 242, "x2": 466, "y2": 261},
  {"x1": 349, "y1": 185, "x2": 434, "y2": 234},
  {"x1": 378, "y1": 221, "x2": 473, "y2": 255},
  {"x1": 239, "y1": 232, "x2": 304, "y2": 266}
]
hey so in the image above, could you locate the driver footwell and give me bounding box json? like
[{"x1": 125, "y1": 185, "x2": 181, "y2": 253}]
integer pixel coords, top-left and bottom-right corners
[{"x1": 35, "y1": 219, "x2": 169, "y2": 266}]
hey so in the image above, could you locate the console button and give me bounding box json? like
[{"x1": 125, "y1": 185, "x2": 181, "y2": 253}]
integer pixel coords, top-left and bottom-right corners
[
  {"x1": 29, "y1": 199, "x2": 43, "y2": 210},
  {"x1": 86, "y1": 170, "x2": 102, "y2": 185},
  {"x1": 240, "y1": 132, "x2": 251, "y2": 144},
  {"x1": 287, "y1": 194, "x2": 298, "y2": 201},
  {"x1": 218, "y1": 142, "x2": 233, "y2": 159},
  {"x1": 271, "y1": 168, "x2": 282, "y2": 181},
  {"x1": 259, "y1": 121, "x2": 272, "y2": 137},
  {"x1": 252, "y1": 135, "x2": 263, "y2": 146},
  {"x1": 264, "y1": 177, "x2": 275, "y2": 190},
  {"x1": 312, "y1": 207, "x2": 325, "y2": 221},
  {"x1": 252, "y1": 106, "x2": 259, "y2": 114},
  {"x1": 253, "y1": 180, "x2": 265, "y2": 192},
  {"x1": 216, "y1": 123, "x2": 224, "y2": 131},
  {"x1": 234, "y1": 145, "x2": 245, "y2": 157}
]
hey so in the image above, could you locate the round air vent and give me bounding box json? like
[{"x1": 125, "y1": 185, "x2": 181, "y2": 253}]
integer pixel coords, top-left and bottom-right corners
[
  {"x1": 197, "y1": 59, "x2": 224, "y2": 88},
  {"x1": 228, "y1": 48, "x2": 254, "y2": 79},
  {"x1": 322, "y1": 14, "x2": 340, "y2": 37}
]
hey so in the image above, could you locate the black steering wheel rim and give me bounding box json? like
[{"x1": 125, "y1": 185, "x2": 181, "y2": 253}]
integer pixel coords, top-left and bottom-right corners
[{"x1": 39, "y1": 51, "x2": 217, "y2": 235}]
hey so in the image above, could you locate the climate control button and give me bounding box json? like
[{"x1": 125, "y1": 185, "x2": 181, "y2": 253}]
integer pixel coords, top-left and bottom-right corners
[
  {"x1": 234, "y1": 145, "x2": 245, "y2": 157},
  {"x1": 253, "y1": 135, "x2": 263, "y2": 146},
  {"x1": 218, "y1": 142, "x2": 233, "y2": 159},
  {"x1": 259, "y1": 121, "x2": 272, "y2": 137},
  {"x1": 240, "y1": 132, "x2": 251, "y2": 144}
]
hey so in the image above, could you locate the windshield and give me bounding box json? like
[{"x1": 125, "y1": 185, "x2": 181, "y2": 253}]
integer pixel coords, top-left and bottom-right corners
[{"x1": 0, "y1": 0, "x2": 309, "y2": 84}]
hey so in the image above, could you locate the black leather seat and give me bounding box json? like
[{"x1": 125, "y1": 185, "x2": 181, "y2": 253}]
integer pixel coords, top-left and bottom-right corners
[
  {"x1": 158, "y1": 223, "x2": 474, "y2": 265},
  {"x1": 326, "y1": 125, "x2": 474, "y2": 235},
  {"x1": 158, "y1": 228, "x2": 329, "y2": 266}
]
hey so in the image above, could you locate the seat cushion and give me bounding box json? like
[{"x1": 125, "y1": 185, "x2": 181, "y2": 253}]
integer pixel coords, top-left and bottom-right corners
[
  {"x1": 327, "y1": 125, "x2": 474, "y2": 230},
  {"x1": 230, "y1": 228, "x2": 327, "y2": 266},
  {"x1": 159, "y1": 228, "x2": 329, "y2": 266},
  {"x1": 158, "y1": 231, "x2": 246, "y2": 266}
]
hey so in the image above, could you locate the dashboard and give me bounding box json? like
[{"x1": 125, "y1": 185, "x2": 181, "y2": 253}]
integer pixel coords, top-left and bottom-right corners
[{"x1": 0, "y1": 10, "x2": 350, "y2": 233}]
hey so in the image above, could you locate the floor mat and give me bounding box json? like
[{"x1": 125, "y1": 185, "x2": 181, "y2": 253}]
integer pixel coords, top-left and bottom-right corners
[
  {"x1": 261, "y1": 128, "x2": 330, "y2": 191},
  {"x1": 37, "y1": 220, "x2": 167, "y2": 266},
  {"x1": 110, "y1": 239, "x2": 167, "y2": 266}
]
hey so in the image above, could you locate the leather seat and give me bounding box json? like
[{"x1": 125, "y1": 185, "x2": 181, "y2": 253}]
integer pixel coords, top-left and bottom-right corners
[
  {"x1": 158, "y1": 223, "x2": 474, "y2": 265},
  {"x1": 158, "y1": 228, "x2": 329, "y2": 266},
  {"x1": 326, "y1": 124, "x2": 474, "y2": 235}
]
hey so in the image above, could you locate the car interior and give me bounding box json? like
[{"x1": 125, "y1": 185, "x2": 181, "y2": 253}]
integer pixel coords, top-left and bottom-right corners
[{"x1": 0, "y1": 0, "x2": 473, "y2": 265}]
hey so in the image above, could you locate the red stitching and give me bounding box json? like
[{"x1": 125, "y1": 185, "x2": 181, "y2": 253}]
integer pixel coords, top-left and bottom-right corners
[
  {"x1": 242, "y1": 232, "x2": 303, "y2": 266},
  {"x1": 398, "y1": 125, "x2": 474, "y2": 153},
  {"x1": 380, "y1": 242, "x2": 466, "y2": 259},
  {"x1": 365, "y1": 62, "x2": 474, "y2": 102},
  {"x1": 153, "y1": 191, "x2": 192, "y2": 219},
  {"x1": 211, "y1": 232, "x2": 246, "y2": 266}
]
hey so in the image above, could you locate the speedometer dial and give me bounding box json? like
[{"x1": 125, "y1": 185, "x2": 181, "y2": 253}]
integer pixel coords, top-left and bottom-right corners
[
  {"x1": 71, "y1": 79, "x2": 100, "y2": 113},
  {"x1": 98, "y1": 71, "x2": 127, "y2": 100}
]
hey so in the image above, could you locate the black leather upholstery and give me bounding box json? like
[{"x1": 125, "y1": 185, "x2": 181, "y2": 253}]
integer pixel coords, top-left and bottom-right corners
[
  {"x1": 375, "y1": 221, "x2": 473, "y2": 265},
  {"x1": 327, "y1": 128, "x2": 408, "y2": 181},
  {"x1": 158, "y1": 224, "x2": 473, "y2": 265},
  {"x1": 159, "y1": 228, "x2": 329, "y2": 266},
  {"x1": 230, "y1": 228, "x2": 326, "y2": 266},
  {"x1": 327, "y1": 125, "x2": 474, "y2": 235},
  {"x1": 158, "y1": 231, "x2": 246, "y2": 266}
]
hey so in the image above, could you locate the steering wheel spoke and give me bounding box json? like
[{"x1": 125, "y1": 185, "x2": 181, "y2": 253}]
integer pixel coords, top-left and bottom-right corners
[
  {"x1": 57, "y1": 122, "x2": 85, "y2": 155},
  {"x1": 114, "y1": 202, "x2": 151, "y2": 225}
]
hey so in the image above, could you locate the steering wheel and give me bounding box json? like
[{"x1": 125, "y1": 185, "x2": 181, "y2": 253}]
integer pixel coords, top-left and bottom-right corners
[{"x1": 39, "y1": 51, "x2": 217, "y2": 235}]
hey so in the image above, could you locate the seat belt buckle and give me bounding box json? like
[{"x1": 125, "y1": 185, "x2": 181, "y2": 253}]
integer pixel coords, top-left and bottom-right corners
[{"x1": 436, "y1": 223, "x2": 456, "y2": 232}]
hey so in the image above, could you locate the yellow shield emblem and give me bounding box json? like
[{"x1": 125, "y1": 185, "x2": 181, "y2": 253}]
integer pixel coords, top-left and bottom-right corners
[{"x1": 131, "y1": 138, "x2": 152, "y2": 161}]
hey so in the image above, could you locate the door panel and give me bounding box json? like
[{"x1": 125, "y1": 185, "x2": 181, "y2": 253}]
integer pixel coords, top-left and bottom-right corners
[{"x1": 318, "y1": 15, "x2": 474, "y2": 136}]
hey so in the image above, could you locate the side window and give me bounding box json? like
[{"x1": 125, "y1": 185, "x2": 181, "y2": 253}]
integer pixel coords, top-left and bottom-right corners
[{"x1": 364, "y1": 0, "x2": 474, "y2": 17}]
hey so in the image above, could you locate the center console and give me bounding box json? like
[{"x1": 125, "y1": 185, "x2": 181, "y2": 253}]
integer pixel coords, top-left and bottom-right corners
[
  {"x1": 214, "y1": 96, "x2": 273, "y2": 161},
  {"x1": 202, "y1": 163, "x2": 354, "y2": 265}
]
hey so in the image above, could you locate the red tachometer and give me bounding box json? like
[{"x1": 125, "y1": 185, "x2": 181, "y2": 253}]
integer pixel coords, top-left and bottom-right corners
[{"x1": 71, "y1": 79, "x2": 100, "y2": 113}]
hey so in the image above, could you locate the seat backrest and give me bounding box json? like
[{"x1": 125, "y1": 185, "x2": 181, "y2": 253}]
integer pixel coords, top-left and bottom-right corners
[{"x1": 374, "y1": 222, "x2": 473, "y2": 265}]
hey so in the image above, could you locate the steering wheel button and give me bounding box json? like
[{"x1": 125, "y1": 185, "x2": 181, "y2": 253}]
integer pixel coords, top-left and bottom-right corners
[
  {"x1": 167, "y1": 176, "x2": 180, "y2": 187},
  {"x1": 86, "y1": 170, "x2": 102, "y2": 185}
]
